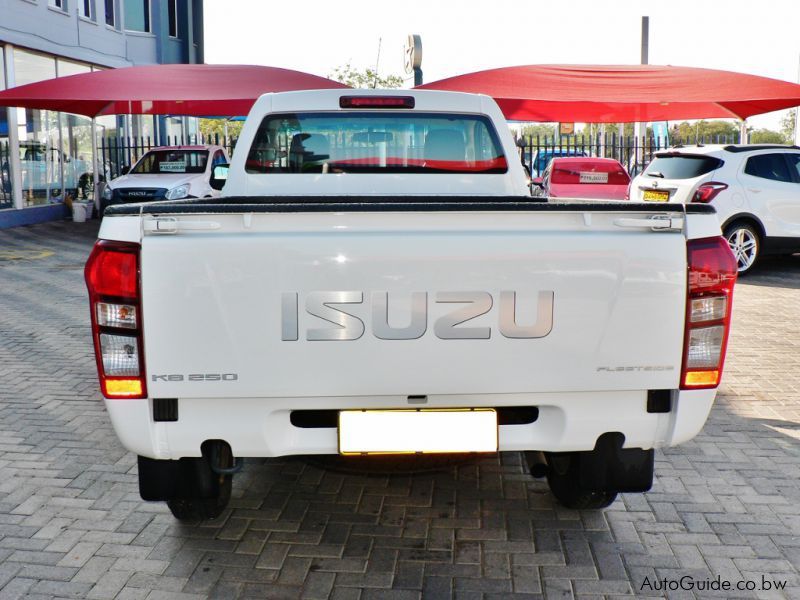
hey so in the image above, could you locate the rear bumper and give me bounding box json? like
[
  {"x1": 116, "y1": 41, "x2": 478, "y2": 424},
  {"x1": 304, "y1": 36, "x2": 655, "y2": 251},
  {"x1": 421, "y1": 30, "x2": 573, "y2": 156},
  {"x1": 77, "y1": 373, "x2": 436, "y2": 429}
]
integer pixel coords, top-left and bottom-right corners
[{"x1": 105, "y1": 389, "x2": 716, "y2": 460}]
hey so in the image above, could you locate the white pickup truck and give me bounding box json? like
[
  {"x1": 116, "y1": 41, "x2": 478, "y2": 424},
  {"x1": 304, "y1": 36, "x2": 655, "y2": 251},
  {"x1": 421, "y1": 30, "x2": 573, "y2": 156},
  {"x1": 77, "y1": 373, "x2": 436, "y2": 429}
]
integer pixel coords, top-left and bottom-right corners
[{"x1": 85, "y1": 89, "x2": 737, "y2": 520}]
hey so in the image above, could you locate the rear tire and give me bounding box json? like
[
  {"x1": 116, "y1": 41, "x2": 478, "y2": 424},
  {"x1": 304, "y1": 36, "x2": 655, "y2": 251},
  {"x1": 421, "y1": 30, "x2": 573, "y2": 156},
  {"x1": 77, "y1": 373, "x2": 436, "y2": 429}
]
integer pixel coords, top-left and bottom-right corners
[
  {"x1": 544, "y1": 452, "x2": 618, "y2": 509},
  {"x1": 724, "y1": 221, "x2": 760, "y2": 275}
]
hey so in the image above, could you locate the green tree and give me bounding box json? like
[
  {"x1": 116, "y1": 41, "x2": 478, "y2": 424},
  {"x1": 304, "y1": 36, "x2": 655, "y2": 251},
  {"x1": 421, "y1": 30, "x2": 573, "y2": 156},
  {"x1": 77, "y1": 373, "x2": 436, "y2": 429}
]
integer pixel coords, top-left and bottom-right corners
[
  {"x1": 198, "y1": 118, "x2": 243, "y2": 142},
  {"x1": 670, "y1": 120, "x2": 739, "y2": 143},
  {"x1": 520, "y1": 124, "x2": 557, "y2": 140},
  {"x1": 780, "y1": 110, "x2": 796, "y2": 143},
  {"x1": 330, "y1": 63, "x2": 404, "y2": 89},
  {"x1": 749, "y1": 129, "x2": 785, "y2": 144}
]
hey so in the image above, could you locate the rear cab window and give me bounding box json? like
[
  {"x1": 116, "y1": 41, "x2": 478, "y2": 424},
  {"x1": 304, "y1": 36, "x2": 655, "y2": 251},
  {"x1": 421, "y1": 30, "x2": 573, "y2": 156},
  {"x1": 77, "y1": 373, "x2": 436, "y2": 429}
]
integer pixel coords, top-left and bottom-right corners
[
  {"x1": 245, "y1": 112, "x2": 507, "y2": 174},
  {"x1": 643, "y1": 154, "x2": 723, "y2": 179}
]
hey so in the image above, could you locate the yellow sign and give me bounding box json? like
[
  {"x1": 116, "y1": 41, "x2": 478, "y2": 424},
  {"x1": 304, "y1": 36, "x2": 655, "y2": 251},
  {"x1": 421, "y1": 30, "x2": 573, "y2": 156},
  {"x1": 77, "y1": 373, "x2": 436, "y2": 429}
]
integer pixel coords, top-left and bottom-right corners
[{"x1": 559, "y1": 122, "x2": 575, "y2": 135}]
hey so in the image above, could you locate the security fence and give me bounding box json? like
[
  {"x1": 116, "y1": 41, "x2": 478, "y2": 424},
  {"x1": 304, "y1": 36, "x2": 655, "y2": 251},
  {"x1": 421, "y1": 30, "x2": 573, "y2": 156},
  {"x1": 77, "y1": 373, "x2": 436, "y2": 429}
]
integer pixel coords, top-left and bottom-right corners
[
  {"x1": 95, "y1": 130, "x2": 748, "y2": 184},
  {"x1": 517, "y1": 133, "x2": 742, "y2": 177},
  {"x1": 98, "y1": 134, "x2": 237, "y2": 182}
]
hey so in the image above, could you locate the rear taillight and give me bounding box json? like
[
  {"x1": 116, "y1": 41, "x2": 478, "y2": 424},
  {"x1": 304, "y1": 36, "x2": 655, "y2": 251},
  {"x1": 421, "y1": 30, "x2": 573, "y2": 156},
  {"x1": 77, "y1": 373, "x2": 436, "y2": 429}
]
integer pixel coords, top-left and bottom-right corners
[
  {"x1": 84, "y1": 240, "x2": 146, "y2": 399},
  {"x1": 680, "y1": 237, "x2": 737, "y2": 389},
  {"x1": 692, "y1": 182, "x2": 728, "y2": 203}
]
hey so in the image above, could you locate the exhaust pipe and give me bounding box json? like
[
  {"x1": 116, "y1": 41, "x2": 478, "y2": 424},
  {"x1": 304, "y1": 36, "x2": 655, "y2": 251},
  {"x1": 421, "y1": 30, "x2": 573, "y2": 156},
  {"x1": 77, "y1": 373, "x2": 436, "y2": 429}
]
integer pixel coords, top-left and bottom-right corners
[{"x1": 524, "y1": 450, "x2": 549, "y2": 478}]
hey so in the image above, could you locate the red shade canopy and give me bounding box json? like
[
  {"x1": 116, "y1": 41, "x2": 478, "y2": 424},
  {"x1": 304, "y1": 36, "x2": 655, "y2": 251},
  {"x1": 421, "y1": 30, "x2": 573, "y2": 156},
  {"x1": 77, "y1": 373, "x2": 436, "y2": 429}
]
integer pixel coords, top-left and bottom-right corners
[
  {"x1": 417, "y1": 65, "x2": 800, "y2": 122},
  {"x1": 0, "y1": 64, "x2": 348, "y2": 117}
]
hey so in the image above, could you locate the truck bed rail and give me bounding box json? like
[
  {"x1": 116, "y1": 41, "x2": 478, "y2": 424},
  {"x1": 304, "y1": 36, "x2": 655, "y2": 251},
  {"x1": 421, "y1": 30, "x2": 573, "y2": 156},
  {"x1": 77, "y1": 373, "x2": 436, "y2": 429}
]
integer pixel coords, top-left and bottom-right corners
[{"x1": 104, "y1": 197, "x2": 716, "y2": 216}]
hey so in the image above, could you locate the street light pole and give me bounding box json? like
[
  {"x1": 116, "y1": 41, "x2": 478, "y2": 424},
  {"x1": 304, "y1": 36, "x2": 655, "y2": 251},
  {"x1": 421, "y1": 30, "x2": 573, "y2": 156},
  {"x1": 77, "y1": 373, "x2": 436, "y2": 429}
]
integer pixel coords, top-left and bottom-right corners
[
  {"x1": 633, "y1": 16, "x2": 649, "y2": 169},
  {"x1": 640, "y1": 16, "x2": 649, "y2": 65}
]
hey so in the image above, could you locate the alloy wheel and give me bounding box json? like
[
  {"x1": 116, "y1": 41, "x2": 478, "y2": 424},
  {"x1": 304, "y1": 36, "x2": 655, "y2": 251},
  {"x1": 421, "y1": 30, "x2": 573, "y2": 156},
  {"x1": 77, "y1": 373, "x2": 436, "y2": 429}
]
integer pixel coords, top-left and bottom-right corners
[{"x1": 726, "y1": 227, "x2": 758, "y2": 272}]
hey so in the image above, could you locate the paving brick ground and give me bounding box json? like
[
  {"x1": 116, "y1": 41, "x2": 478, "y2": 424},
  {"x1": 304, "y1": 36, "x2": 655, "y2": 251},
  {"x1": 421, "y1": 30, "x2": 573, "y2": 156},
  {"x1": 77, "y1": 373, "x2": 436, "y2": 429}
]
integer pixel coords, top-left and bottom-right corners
[{"x1": 0, "y1": 219, "x2": 799, "y2": 599}]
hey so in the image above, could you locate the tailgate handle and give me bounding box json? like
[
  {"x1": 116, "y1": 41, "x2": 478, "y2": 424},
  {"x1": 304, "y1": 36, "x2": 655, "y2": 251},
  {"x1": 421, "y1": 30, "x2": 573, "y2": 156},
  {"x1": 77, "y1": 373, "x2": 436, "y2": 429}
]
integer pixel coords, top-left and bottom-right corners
[
  {"x1": 613, "y1": 216, "x2": 684, "y2": 231},
  {"x1": 143, "y1": 218, "x2": 221, "y2": 234}
]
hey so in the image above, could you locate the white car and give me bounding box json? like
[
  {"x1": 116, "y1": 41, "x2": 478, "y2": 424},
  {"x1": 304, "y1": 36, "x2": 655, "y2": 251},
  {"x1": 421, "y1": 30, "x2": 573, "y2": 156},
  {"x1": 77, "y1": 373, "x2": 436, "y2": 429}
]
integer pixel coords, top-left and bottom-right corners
[
  {"x1": 101, "y1": 145, "x2": 229, "y2": 213},
  {"x1": 17, "y1": 141, "x2": 91, "y2": 200},
  {"x1": 630, "y1": 144, "x2": 800, "y2": 273}
]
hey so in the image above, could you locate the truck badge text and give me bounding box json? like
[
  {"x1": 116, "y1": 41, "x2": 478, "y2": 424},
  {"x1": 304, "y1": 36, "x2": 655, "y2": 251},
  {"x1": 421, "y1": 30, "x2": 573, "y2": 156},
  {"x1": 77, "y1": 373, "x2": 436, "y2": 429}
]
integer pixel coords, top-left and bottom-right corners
[{"x1": 281, "y1": 291, "x2": 554, "y2": 341}]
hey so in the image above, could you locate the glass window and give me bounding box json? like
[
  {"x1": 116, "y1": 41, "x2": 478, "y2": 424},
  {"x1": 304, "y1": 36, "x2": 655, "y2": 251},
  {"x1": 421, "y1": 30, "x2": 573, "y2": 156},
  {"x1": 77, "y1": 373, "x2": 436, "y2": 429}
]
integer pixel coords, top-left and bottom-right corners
[
  {"x1": 168, "y1": 0, "x2": 178, "y2": 37},
  {"x1": 0, "y1": 134, "x2": 11, "y2": 209},
  {"x1": 17, "y1": 110, "x2": 63, "y2": 206},
  {"x1": 132, "y1": 149, "x2": 209, "y2": 174},
  {"x1": 105, "y1": 0, "x2": 115, "y2": 26},
  {"x1": 49, "y1": 0, "x2": 66, "y2": 10},
  {"x1": 211, "y1": 150, "x2": 226, "y2": 167},
  {"x1": 58, "y1": 59, "x2": 91, "y2": 78},
  {"x1": 550, "y1": 159, "x2": 630, "y2": 186},
  {"x1": 13, "y1": 49, "x2": 56, "y2": 86},
  {"x1": 744, "y1": 153, "x2": 793, "y2": 183},
  {"x1": 192, "y1": 0, "x2": 202, "y2": 45},
  {"x1": 784, "y1": 153, "x2": 800, "y2": 181},
  {"x1": 644, "y1": 154, "x2": 723, "y2": 180},
  {"x1": 533, "y1": 149, "x2": 587, "y2": 175},
  {"x1": 1, "y1": 47, "x2": 11, "y2": 210},
  {"x1": 246, "y1": 112, "x2": 508, "y2": 175},
  {"x1": 124, "y1": 0, "x2": 150, "y2": 32},
  {"x1": 80, "y1": 0, "x2": 93, "y2": 19}
]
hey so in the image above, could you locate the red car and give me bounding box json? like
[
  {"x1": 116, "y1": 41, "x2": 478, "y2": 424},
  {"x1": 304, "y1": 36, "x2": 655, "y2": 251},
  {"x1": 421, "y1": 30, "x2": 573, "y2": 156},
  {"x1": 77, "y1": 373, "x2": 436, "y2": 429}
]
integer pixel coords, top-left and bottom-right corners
[{"x1": 533, "y1": 157, "x2": 631, "y2": 200}]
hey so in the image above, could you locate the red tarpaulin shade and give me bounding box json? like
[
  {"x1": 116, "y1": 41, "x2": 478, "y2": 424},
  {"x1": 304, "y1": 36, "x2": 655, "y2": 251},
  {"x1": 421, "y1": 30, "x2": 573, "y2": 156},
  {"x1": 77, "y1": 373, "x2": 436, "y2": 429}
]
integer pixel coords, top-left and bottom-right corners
[
  {"x1": 417, "y1": 65, "x2": 800, "y2": 122},
  {"x1": 0, "y1": 64, "x2": 348, "y2": 117}
]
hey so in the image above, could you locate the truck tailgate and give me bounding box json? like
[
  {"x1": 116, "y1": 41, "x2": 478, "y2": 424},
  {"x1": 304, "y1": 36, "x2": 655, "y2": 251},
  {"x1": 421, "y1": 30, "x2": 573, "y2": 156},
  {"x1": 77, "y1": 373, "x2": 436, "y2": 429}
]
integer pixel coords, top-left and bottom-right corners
[{"x1": 140, "y1": 209, "x2": 687, "y2": 398}]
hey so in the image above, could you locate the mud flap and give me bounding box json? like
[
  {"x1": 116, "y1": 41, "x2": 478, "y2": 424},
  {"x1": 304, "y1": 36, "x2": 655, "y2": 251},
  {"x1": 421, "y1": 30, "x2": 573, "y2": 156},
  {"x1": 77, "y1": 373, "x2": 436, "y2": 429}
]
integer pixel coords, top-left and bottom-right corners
[
  {"x1": 577, "y1": 433, "x2": 654, "y2": 493},
  {"x1": 138, "y1": 455, "x2": 220, "y2": 501}
]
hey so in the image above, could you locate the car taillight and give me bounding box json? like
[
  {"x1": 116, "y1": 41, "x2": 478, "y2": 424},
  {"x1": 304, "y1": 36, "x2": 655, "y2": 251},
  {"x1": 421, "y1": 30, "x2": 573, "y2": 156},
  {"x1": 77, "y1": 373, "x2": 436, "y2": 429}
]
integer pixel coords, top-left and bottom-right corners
[
  {"x1": 84, "y1": 240, "x2": 146, "y2": 399},
  {"x1": 680, "y1": 237, "x2": 737, "y2": 389},
  {"x1": 692, "y1": 182, "x2": 728, "y2": 203}
]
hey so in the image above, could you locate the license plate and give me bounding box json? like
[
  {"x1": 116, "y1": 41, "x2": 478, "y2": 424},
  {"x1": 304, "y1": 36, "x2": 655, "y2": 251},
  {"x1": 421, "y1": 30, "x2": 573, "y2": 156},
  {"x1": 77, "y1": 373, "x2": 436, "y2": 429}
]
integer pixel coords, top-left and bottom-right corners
[
  {"x1": 579, "y1": 171, "x2": 608, "y2": 184},
  {"x1": 643, "y1": 189, "x2": 669, "y2": 202},
  {"x1": 338, "y1": 409, "x2": 498, "y2": 455}
]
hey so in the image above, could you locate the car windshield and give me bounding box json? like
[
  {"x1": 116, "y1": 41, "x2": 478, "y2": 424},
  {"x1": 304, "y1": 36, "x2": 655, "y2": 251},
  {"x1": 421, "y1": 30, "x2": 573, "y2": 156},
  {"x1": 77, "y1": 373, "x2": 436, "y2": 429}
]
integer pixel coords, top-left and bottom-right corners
[
  {"x1": 644, "y1": 154, "x2": 723, "y2": 179},
  {"x1": 245, "y1": 112, "x2": 507, "y2": 174},
  {"x1": 132, "y1": 150, "x2": 209, "y2": 174}
]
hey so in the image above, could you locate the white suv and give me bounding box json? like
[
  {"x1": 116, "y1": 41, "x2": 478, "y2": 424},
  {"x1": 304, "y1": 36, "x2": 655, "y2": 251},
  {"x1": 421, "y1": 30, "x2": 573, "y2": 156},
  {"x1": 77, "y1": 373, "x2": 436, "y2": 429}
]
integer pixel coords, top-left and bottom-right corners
[{"x1": 630, "y1": 144, "x2": 800, "y2": 273}]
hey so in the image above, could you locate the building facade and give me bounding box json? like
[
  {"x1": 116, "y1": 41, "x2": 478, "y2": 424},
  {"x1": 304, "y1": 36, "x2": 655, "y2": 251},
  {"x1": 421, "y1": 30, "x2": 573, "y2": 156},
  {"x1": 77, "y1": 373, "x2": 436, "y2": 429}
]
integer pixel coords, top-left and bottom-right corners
[{"x1": 0, "y1": 0, "x2": 203, "y2": 227}]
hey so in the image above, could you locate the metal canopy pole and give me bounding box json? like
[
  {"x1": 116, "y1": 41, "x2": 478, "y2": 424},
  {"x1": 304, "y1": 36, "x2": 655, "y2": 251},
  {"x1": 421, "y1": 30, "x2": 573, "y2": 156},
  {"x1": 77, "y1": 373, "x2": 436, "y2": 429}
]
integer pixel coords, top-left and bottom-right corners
[{"x1": 795, "y1": 53, "x2": 800, "y2": 146}]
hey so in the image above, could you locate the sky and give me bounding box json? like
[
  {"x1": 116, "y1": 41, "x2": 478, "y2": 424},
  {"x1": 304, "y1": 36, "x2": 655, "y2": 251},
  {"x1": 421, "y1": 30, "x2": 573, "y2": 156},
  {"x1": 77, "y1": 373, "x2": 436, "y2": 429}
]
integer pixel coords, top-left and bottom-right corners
[{"x1": 203, "y1": 0, "x2": 800, "y2": 131}]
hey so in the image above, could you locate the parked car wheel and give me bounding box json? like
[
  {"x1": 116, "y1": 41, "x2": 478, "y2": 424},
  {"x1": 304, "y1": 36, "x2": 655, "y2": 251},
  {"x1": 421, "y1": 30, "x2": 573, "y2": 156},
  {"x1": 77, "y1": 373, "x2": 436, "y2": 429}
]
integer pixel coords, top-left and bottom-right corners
[
  {"x1": 544, "y1": 452, "x2": 618, "y2": 509},
  {"x1": 724, "y1": 221, "x2": 760, "y2": 275}
]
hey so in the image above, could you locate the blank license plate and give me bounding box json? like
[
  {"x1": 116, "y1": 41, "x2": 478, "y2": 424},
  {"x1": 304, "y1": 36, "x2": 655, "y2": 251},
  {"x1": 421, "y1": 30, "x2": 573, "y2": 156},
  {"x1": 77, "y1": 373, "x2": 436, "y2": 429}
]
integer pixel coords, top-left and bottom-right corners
[
  {"x1": 643, "y1": 189, "x2": 670, "y2": 202},
  {"x1": 338, "y1": 409, "x2": 498, "y2": 455}
]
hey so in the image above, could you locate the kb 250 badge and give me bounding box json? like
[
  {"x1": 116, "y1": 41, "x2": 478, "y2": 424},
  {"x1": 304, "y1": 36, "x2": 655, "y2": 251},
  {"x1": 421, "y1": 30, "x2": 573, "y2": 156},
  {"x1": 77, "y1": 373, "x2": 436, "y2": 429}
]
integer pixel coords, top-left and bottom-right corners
[{"x1": 151, "y1": 373, "x2": 239, "y2": 382}]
